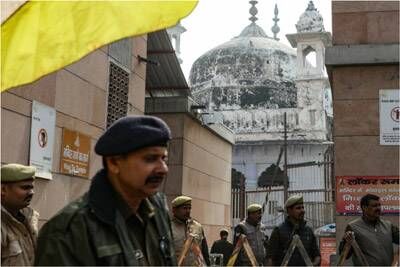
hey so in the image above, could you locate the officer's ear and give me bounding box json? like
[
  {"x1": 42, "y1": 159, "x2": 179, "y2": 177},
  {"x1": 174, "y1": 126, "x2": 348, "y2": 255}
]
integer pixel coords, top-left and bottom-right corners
[
  {"x1": 1, "y1": 183, "x2": 9, "y2": 199},
  {"x1": 105, "y1": 156, "x2": 123, "y2": 175}
]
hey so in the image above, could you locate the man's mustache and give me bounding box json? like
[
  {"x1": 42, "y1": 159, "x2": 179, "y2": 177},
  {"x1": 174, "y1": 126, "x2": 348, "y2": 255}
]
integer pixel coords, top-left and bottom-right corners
[{"x1": 145, "y1": 175, "x2": 165, "y2": 184}]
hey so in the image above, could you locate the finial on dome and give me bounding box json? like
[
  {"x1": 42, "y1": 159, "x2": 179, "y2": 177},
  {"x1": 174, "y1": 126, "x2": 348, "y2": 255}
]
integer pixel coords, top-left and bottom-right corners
[
  {"x1": 271, "y1": 3, "x2": 280, "y2": 40},
  {"x1": 249, "y1": 1, "x2": 258, "y2": 23},
  {"x1": 296, "y1": 0, "x2": 325, "y2": 33},
  {"x1": 306, "y1": 1, "x2": 317, "y2": 11}
]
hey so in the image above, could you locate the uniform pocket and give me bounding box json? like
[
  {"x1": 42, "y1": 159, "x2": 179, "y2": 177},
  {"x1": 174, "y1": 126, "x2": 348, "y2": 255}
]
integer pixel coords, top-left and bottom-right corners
[
  {"x1": 96, "y1": 243, "x2": 122, "y2": 258},
  {"x1": 1, "y1": 239, "x2": 23, "y2": 266},
  {"x1": 4, "y1": 240, "x2": 22, "y2": 257}
]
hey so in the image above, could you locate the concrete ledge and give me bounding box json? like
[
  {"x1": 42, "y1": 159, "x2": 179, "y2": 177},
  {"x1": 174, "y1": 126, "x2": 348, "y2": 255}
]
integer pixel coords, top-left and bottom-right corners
[
  {"x1": 325, "y1": 44, "x2": 399, "y2": 66},
  {"x1": 145, "y1": 96, "x2": 235, "y2": 145},
  {"x1": 207, "y1": 124, "x2": 235, "y2": 145},
  {"x1": 145, "y1": 96, "x2": 193, "y2": 113}
]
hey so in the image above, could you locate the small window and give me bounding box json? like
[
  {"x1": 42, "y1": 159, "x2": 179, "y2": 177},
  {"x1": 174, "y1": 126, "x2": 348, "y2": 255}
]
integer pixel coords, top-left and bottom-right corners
[
  {"x1": 303, "y1": 45, "x2": 317, "y2": 68},
  {"x1": 106, "y1": 62, "x2": 129, "y2": 127}
]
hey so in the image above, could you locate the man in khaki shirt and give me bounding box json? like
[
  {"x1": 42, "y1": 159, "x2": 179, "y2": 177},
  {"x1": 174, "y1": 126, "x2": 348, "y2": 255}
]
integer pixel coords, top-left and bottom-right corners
[
  {"x1": 170, "y1": 196, "x2": 210, "y2": 266},
  {"x1": 1, "y1": 164, "x2": 39, "y2": 266}
]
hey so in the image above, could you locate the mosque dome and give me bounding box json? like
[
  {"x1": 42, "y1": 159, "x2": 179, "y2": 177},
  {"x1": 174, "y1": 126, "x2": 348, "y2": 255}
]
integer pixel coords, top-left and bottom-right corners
[
  {"x1": 189, "y1": 3, "x2": 297, "y2": 111},
  {"x1": 296, "y1": 1, "x2": 325, "y2": 33}
]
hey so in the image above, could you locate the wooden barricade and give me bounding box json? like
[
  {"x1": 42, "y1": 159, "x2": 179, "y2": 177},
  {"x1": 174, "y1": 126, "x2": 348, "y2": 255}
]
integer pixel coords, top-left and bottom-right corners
[
  {"x1": 177, "y1": 235, "x2": 207, "y2": 267},
  {"x1": 392, "y1": 248, "x2": 399, "y2": 267},
  {"x1": 226, "y1": 234, "x2": 258, "y2": 267},
  {"x1": 337, "y1": 239, "x2": 369, "y2": 266},
  {"x1": 280, "y1": 234, "x2": 313, "y2": 267}
]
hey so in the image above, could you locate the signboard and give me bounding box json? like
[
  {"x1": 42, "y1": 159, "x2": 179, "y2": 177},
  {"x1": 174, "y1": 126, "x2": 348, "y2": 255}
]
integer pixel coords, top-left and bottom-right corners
[
  {"x1": 320, "y1": 237, "x2": 336, "y2": 267},
  {"x1": 379, "y1": 89, "x2": 400, "y2": 145},
  {"x1": 29, "y1": 101, "x2": 56, "y2": 179},
  {"x1": 336, "y1": 176, "x2": 400, "y2": 214},
  {"x1": 60, "y1": 128, "x2": 91, "y2": 178}
]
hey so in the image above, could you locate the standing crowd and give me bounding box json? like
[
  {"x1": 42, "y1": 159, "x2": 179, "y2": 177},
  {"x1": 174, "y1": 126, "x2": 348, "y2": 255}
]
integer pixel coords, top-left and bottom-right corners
[{"x1": 2, "y1": 115, "x2": 399, "y2": 266}]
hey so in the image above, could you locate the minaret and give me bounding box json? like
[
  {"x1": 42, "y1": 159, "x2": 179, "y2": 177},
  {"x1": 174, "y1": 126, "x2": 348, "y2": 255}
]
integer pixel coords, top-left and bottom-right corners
[
  {"x1": 286, "y1": 0, "x2": 331, "y2": 79},
  {"x1": 167, "y1": 21, "x2": 186, "y2": 64},
  {"x1": 286, "y1": 0, "x2": 332, "y2": 140},
  {"x1": 271, "y1": 4, "x2": 280, "y2": 41}
]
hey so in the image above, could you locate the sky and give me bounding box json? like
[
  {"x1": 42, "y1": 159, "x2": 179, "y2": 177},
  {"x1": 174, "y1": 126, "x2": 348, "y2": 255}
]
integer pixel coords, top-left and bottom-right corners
[{"x1": 179, "y1": 0, "x2": 332, "y2": 80}]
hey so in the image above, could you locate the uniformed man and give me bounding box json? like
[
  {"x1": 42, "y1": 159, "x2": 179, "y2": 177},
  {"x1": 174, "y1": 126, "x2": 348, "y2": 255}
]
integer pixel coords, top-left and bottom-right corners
[
  {"x1": 266, "y1": 195, "x2": 320, "y2": 266},
  {"x1": 233, "y1": 203, "x2": 268, "y2": 266},
  {"x1": 1, "y1": 163, "x2": 39, "y2": 266},
  {"x1": 171, "y1": 196, "x2": 211, "y2": 266},
  {"x1": 210, "y1": 229, "x2": 234, "y2": 266},
  {"x1": 35, "y1": 115, "x2": 177, "y2": 266}
]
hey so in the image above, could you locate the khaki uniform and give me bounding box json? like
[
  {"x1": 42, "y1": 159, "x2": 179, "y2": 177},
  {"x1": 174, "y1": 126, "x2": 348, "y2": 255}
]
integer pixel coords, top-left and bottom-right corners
[
  {"x1": 1, "y1": 206, "x2": 39, "y2": 266},
  {"x1": 171, "y1": 217, "x2": 210, "y2": 266}
]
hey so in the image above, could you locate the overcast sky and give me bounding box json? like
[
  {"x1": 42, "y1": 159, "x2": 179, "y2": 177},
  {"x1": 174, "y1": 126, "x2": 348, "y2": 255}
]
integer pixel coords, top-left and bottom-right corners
[{"x1": 179, "y1": 0, "x2": 332, "y2": 80}]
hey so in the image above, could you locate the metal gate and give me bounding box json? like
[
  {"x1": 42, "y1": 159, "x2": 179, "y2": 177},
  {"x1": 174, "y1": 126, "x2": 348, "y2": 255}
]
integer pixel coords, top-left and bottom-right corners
[{"x1": 232, "y1": 145, "x2": 334, "y2": 231}]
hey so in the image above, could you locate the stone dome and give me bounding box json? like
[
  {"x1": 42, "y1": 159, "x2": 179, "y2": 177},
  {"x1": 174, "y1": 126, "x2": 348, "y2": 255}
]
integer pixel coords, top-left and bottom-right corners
[
  {"x1": 189, "y1": 22, "x2": 298, "y2": 111},
  {"x1": 296, "y1": 1, "x2": 325, "y2": 33}
]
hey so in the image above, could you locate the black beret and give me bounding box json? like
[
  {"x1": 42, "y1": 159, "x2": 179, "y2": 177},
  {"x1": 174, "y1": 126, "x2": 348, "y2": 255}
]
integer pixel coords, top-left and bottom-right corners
[{"x1": 95, "y1": 115, "x2": 171, "y2": 156}]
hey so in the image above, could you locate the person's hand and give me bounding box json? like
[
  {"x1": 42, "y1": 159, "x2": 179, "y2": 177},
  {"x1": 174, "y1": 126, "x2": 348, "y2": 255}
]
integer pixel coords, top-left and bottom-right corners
[{"x1": 343, "y1": 231, "x2": 354, "y2": 243}]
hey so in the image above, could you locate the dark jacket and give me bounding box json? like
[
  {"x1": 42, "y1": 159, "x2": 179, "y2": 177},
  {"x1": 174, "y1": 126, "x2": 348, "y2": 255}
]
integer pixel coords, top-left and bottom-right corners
[
  {"x1": 210, "y1": 239, "x2": 234, "y2": 266},
  {"x1": 34, "y1": 170, "x2": 177, "y2": 266},
  {"x1": 266, "y1": 217, "x2": 320, "y2": 266}
]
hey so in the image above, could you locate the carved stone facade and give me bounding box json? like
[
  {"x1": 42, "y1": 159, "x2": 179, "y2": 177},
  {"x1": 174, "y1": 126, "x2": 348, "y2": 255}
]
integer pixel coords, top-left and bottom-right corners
[{"x1": 189, "y1": 1, "x2": 333, "y2": 190}]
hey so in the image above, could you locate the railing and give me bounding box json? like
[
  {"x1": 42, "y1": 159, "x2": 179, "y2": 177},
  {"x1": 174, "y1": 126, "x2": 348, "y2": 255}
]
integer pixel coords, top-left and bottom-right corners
[{"x1": 232, "y1": 188, "x2": 335, "y2": 229}]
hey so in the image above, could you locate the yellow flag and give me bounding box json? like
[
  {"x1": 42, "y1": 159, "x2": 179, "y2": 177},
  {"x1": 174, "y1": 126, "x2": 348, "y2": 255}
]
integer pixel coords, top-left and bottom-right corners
[{"x1": 1, "y1": 0, "x2": 198, "y2": 91}]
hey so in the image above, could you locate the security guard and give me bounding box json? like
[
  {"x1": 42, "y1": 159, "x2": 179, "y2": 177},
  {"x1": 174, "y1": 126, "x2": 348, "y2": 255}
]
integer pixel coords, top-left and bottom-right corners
[
  {"x1": 35, "y1": 115, "x2": 177, "y2": 266},
  {"x1": 171, "y1": 196, "x2": 211, "y2": 266},
  {"x1": 234, "y1": 203, "x2": 268, "y2": 266},
  {"x1": 210, "y1": 229, "x2": 234, "y2": 266},
  {"x1": 1, "y1": 163, "x2": 39, "y2": 266},
  {"x1": 266, "y1": 195, "x2": 320, "y2": 266}
]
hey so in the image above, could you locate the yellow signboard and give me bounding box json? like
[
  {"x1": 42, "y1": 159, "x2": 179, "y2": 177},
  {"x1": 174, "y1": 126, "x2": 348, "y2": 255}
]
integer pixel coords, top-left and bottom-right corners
[{"x1": 60, "y1": 128, "x2": 91, "y2": 178}]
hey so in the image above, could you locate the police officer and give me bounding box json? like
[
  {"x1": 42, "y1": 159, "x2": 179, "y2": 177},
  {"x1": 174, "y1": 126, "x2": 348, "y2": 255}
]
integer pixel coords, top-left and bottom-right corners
[
  {"x1": 266, "y1": 195, "x2": 320, "y2": 266},
  {"x1": 210, "y1": 229, "x2": 234, "y2": 266},
  {"x1": 171, "y1": 196, "x2": 211, "y2": 266},
  {"x1": 1, "y1": 164, "x2": 39, "y2": 266},
  {"x1": 234, "y1": 203, "x2": 268, "y2": 266},
  {"x1": 35, "y1": 115, "x2": 177, "y2": 266}
]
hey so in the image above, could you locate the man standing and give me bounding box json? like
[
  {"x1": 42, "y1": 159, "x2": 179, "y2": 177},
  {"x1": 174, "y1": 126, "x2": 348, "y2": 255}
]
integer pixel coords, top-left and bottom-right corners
[
  {"x1": 35, "y1": 115, "x2": 177, "y2": 266},
  {"x1": 1, "y1": 163, "x2": 39, "y2": 266},
  {"x1": 233, "y1": 204, "x2": 267, "y2": 266},
  {"x1": 210, "y1": 229, "x2": 234, "y2": 266},
  {"x1": 171, "y1": 196, "x2": 210, "y2": 266},
  {"x1": 266, "y1": 195, "x2": 320, "y2": 266},
  {"x1": 339, "y1": 194, "x2": 399, "y2": 266}
]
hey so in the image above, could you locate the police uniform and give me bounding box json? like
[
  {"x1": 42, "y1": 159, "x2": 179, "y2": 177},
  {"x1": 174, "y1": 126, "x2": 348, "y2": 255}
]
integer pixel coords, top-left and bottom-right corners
[
  {"x1": 171, "y1": 196, "x2": 211, "y2": 266},
  {"x1": 1, "y1": 164, "x2": 39, "y2": 266},
  {"x1": 234, "y1": 204, "x2": 267, "y2": 266},
  {"x1": 34, "y1": 115, "x2": 177, "y2": 266},
  {"x1": 210, "y1": 229, "x2": 234, "y2": 266},
  {"x1": 266, "y1": 195, "x2": 320, "y2": 266}
]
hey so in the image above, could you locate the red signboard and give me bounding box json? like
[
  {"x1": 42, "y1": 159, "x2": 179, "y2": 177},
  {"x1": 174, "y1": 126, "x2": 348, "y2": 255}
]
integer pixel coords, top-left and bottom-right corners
[
  {"x1": 320, "y1": 237, "x2": 336, "y2": 267},
  {"x1": 336, "y1": 176, "x2": 400, "y2": 214}
]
